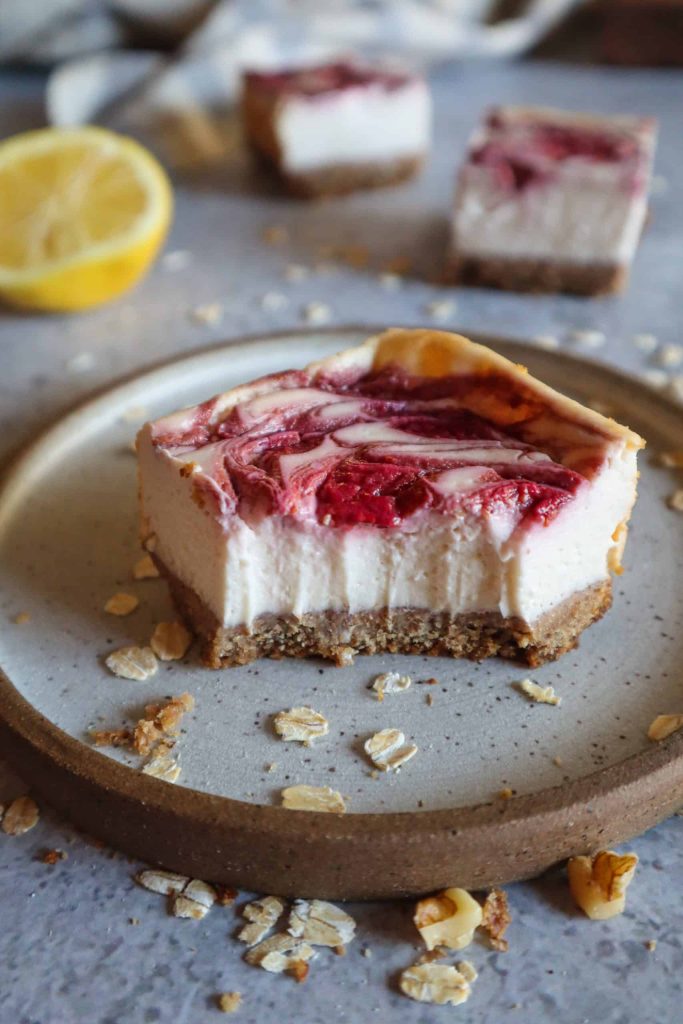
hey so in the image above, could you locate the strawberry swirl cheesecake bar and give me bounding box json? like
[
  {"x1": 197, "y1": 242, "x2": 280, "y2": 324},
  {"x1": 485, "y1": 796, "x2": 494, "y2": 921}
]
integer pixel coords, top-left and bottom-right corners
[
  {"x1": 137, "y1": 329, "x2": 643, "y2": 668},
  {"x1": 241, "y1": 61, "x2": 431, "y2": 198},
  {"x1": 449, "y1": 105, "x2": 657, "y2": 295}
]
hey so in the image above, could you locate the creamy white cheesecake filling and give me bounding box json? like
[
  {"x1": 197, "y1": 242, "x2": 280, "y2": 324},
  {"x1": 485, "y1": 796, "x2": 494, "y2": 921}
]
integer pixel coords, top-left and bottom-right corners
[
  {"x1": 138, "y1": 429, "x2": 637, "y2": 631},
  {"x1": 452, "y1": 166, "x2": 649, "y2": 265},
  {"x1": 275, "y1": 81, "x2": 431, "y2": 173}
]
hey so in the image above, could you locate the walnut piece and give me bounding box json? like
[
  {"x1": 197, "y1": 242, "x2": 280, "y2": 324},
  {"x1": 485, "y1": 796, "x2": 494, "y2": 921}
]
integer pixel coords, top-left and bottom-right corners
[
  {"x1": 238, "y1": 896, "x2": 286, "y2": 946},
  {"x1": 281, "y1": 785, "x2": 346, "y2": 813},
  {"x1": 481, "y1": 889, "x2": 511, "y2": 952},
  {"x1": 399, "y1": 961, "x2": 477, "y2": 1006},
  {"x1": 104, "y1": 592, "x2": 139, "y2": 616},
  {"x1": 371, "y1": 672, "x2": 412, "y2": 701},
  {"x1": 133, "y1": 553, "x2": 159, "y2": 579},
  {"x1": 414, "y1": 888, "x2": 483, "y2": 951},
  {"x1": 2, "y1": 796, "x2": 39, "y2": 836},
  {"x1": 245, "y1": 933, "x2": 316, "y2": 974},
  {"x1": 364, "y1": 728, "x2": 418, "y2": 772},
  {"x1": 648, "y1": 714, "x2": 683, "y2": 741},
  {"x1": 517, "y1": 678, "x2": 561, "y2": 706},
  {"x1": 273, "y1": 706, "x2": 329, "y2": 745},
  {"x1": 106, "y1": 645, "x2": 158, "y2": 681},
  {"x1": 150, "y1": 621, "x2": 193, "y2": 661},
  {"x1": 568, "y1": 850, "x2": 638, "y2": 920},
  {"x1": 288, "y1": 900, "x2": 356, "y2": 948}
]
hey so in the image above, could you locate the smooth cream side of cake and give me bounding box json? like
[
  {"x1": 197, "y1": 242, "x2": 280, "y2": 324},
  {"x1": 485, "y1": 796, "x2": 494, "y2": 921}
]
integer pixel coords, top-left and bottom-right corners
[
  {"x1": 275, "y1": 80, "x2": 431, "y2": 172},
  {"x1": 137, "y1": 427, "x2": 638, "y2": 632}
]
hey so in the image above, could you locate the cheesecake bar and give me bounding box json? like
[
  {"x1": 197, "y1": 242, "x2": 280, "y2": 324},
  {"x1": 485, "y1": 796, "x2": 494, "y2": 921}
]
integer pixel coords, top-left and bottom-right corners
[
  {"x1": 137, "y1": 329, "x2": 643, "y2": 668},
  {"x1": 448, "y1": 106, "x2": 657, "y2": 295},
  {"x1": 241, "y1": 61, "x2": 431, "y2": 198}
]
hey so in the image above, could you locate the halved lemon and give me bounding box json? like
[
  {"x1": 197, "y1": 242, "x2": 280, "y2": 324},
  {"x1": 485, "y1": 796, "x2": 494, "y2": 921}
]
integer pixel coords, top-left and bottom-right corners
[{"x1": 0, "y1": 126, "x2": 173, "y2": 312}]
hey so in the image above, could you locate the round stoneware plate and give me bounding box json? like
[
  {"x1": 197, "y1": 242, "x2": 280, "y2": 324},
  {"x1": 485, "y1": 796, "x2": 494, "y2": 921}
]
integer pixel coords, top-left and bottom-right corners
[{"x1": 2, "y1": 327, "x2": 683, "y2": 899}]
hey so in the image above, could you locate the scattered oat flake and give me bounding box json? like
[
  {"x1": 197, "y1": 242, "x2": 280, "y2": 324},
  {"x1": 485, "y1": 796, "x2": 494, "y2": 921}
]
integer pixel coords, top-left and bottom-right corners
[
  {"x1": 261, "y1": 291, "x2": 289, "y2": 311},
  {"x1": 217, "y1": 992, "x2": 242, "y2": 1014},
  {"x1": 633, "y1": 332, "x2": 658, "y2": 353},
  {"x1": 135, "y1": 868, "x2": 189, "y2": 896},
  {"x1": 273, "y1": 706, "x2": 329, "y2": 744},
  {"x1": 532, "y1": 334, "x2": 559, "y2": 350},
  {"x1": 171, "y1": 879, "x2": 217, "y2": 919},
  {"x1": 161, "y1": 249, "x2": 192, "y2": 272},
  {"x1": 40, "y1": 848, "x2": 67, "y2": 865},
  {"x1": 424, "y1": 298, "x2": 456, "y2": 322},
  {"x1": 481, "y1": 889, "x2": 511, "y2": 952},
  {"x1": 517, "y1": 678, "x2": 561, "y2": 706},
  {"x1": 133, "y1": 554, "x2": 159, "y2": 579},
  {"x1": 281, "y1": 785, "x2": 346, "y2": 813},
  {"x1": 12, "y1": 611, "x2": 30, "y2": 625},
  {"x1": 245, "y1": 933, "x2": 315, "y2": 974},
  {"x1": 189, "y1": 302, "x2": 223, "y2": 326},
  {"x1": 667, "y1": 490, "x2": 683, "y2": 512},
  {"x1": 262, "y1": 225, "x2": 289, "y2": 245},
  {"x1": 656, "y1": 343, "x2": 683, "y2": 368},
  {"x1": 106, "y1": 645, "x2": 158, "y2": 681},
  {"x1": 302, "y1": 301, "x2": 331, "y2": 326},
  {"x1": 142, "y1": 745, "x2": 181, "y2": 783},
  {"x1": 2, "y1": 796, "x2": 39, "y2": 836},
  {"x1": 399, "y1": 961, "x2": 475, "y2": 1006},
  {"x1": 364, "y1": 728, "x2": 417, "y2": 772},
  {"x1": 238, "y1": 896, "x2": 286, "y2": 946},
  {"x1": 648, "y1": 713, "x2": 683, "y2": 741},
  {"x1": 371, "y1": 671, "x2": 411, "y2": 700},
  {"x1": 284, "y1": 263, "x2": 309, "y2": 282},
  {"x1": 377, "y1": 272, "x2": 401, "y2": 291},
  {"x1": 288, "y1": 900, "x2": 356, "y2": 948},
  {"x1": 568, "y1": 328, "x2": 605, "y2": 348},
  {"x1": 568, "y1": 850, "x2": 638, "y2": 920},
  {"x1": 150, "y1": 621, "x2": 192, "y2": 661},
  {"x1": 104, "y1": 592, "x2": 139, "y2": 616}
]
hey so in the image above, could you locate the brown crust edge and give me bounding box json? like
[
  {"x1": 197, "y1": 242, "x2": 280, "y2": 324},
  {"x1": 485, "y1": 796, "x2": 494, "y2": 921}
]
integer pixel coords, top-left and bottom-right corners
[
  {"x1": 153, "y1": 554, "x2": 612, "y2": 670},
  {"x1": 446, "y1": 252, "x2": 628, "y2": 296}
]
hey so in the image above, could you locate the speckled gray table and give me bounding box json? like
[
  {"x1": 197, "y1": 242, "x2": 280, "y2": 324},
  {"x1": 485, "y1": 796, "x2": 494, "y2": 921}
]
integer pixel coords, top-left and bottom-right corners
[{"x1": 1, "y1": 60, "x2": 683, "y2": 1024}]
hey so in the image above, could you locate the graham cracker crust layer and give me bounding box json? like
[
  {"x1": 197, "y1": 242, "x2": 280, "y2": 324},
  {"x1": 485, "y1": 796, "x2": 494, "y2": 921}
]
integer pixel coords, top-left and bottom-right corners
[
  {"x1": 153, "y1": 556, "x2": 612, "y2": 669},
  {"x1": 447, "y1": 252, "x2": 628, "y2": 296}
]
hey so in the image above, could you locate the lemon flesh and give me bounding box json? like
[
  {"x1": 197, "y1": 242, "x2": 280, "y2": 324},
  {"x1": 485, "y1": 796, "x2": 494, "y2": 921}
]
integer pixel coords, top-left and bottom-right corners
[{"x1": 0, "y1": 127, "x2": 173, "y2": 312}]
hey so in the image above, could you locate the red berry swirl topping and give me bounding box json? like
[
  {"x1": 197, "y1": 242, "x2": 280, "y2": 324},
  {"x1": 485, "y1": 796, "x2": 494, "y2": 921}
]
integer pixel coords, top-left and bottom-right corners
[{"x1": 153, "y1": 366, "x2": 588, "y2": 530}]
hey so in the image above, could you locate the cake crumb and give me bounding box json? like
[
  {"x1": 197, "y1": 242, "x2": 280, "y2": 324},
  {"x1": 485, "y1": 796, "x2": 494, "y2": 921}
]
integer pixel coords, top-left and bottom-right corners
[
  {"x1": 104, "y1": 592, "x2": 139, "y2": 616},
  {"x1": 284, "y1": 263, "x2": 309, "y2": 282},
  {"x1": 39, "y1": 848, "x2": 67, "y2": 865},
  {"x1": 260, "y1": 291, "x2": 289, "y2": 312},
  {"x1": 647, "y1": 713, "x2": 683, "y2": 741},
  {"x1": 655, "y1": 343, "x2": 683, "y2": 368},
  {"x1": 262, "y1": 225, "x2": 289, "y2": 245},
  {"x1": 273, "y1": 706, "x2": 329, "y2": 745},
  {"x1": 516, "y1": 678, "x2": 561, "y2": 706},
  {"x1": 150, "y1": 621, "x2": 192, "y2": 661},
  {"x1": 568, "y1": 328, "x2": 605, "y2": 348},
  {"x1": 106, "y1": 645, "x2": 158, "y2": 681},
  {"x1": 364, "y1": 729, "x2": 417, "y2": 772},
  {"x1": 334, "y1": 645, "x2": 355, "y2": 667},
  {"x1": 666, "y1": 490, "x2": 683, "y2": 512},
  {"x1": 91, "y1": 728, "x2": 132, "y2": 748},
  {"x1": 362, "y1": 946, "x2": 372, "y2": 958},
  {"x1": 281, "y1": 784, "x2": 346, "y2": 813},
  {"x1": 633, "y1": 332, "x2": 658, "y2": 353},
  {"x1": 217, "y1": 992, "x2": 242, "y2": 1014},
  {"x1": 378, "y1": 272, "x2": 402, "y2": 290},
  {"x1": 133, "y1": 554, "x2": 159, "y2": 579},
  {"x1": 161, "y1": 249, "x2": 192, "y2": 272},
  {"x1": 215, "y1": 885, "x2": 238, "y2": 906},
  {"x1": 2, "y1": 795, "x2": 39, "y2": 836},
  {"x1": 426, "y1": 693, "x2": 434, "y2": 707},
  {"x1": 532, "y1": 334, "x2": 560, "y2": 351},
  {"x1": 129, "y1": 917, "x2": 140, "y2": 925},
  {"x1": 553, "y1": 756, "x2": 563, "y2": 767},
  {"x1": 302, "y1": 301, "x2": 332, "y2": 326},
  {"x1": 12, "y1": 611, "x2": 30, "y2": 625},
  {"x1": 189, "y1": 302, "x2": 223, "y2": 327},
  {"x1": 498, "y1": 787, "x2": 513, "y2": 800},
  {"x1": 645, "y1": 939, "x2": 657, "y2": 952},
  {"x1": 266, "y1": 762, "x2": 277, "y2": 773},
  {"x1": 481, "y1": 888, "x2": 511, "y2": 952}
]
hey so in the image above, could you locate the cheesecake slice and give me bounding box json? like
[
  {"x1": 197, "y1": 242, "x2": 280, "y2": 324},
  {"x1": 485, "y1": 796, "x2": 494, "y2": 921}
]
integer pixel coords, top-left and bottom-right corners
[
  {"x1": 448, "y1": 106, "x2": 657, "y2": 295},
  {"x1": 241, "y1": 61, "x2": 431, "y2": 198},
  {"x1": 137, "y1": 329, "x2": 643, "y2": 668}
]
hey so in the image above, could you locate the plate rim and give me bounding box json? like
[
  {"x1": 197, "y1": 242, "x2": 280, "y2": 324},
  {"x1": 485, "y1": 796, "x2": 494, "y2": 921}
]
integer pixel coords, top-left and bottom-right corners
[{"x1": 2, "y1": 324, "x2": 683, "y2": 898}]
